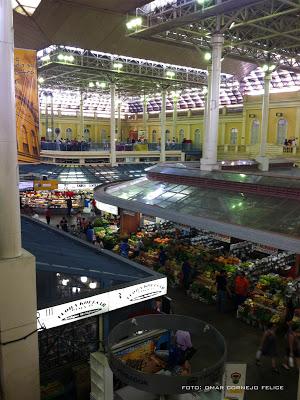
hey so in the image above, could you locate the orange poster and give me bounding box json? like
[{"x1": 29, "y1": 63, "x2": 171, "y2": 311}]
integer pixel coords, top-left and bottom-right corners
[{"x1": 14, "y1": 49, "x2": 40, "y2": 162}]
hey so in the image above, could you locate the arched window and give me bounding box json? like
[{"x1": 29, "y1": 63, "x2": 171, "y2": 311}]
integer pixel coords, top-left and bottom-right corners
[
  {"x1": 66, "y1": 128, "x2": 72, "y2": 140},
  {"x1": 179, "y1": 128, "x2": 185, "y2": 143},
  {"x1": 84, "y1": 128, "x2": 90, "y2": 141},
  {"x1": 251, "y1": 119, "x2": 260, "y2": 145},
  {"x1": 230, "y1": 128, "x2": 238, "y2": 145},
  {"x1": 277, "y1": 118, "x2": 288, "y2": 145},
  {"x1": 194, "y1": 128, "x2": 201, "y2": 148},
  {"x1": 101, "y1": 128, "x2": 107, "y2": 143},
  {"x1": 152, "y1": 129, "x2": 157, "y2": 143},
  {"x1": 22, "y1": 125, "x2": 29, "y2": 153}
]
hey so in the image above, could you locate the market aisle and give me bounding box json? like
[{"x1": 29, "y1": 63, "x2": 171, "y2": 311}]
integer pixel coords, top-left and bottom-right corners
[{"x1": 168, "y1": 287, "x2": 297, "y2": 400}]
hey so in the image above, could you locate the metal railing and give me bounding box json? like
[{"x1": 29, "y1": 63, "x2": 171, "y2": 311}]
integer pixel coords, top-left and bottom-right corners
[{"x1": 40, "y1": 141, "x2": 202, "y2": 152}]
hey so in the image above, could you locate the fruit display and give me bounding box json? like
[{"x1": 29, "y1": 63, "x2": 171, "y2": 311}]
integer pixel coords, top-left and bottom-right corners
[
  {"x1": 92, "y1": 219, "x2": 296, "y2": 330},
  {"x1": 237, "y1": 274, "x2": 289, "y2": 328},
  {"x1": 214, "y1": 255, "x2": 240, "y2": 265}
]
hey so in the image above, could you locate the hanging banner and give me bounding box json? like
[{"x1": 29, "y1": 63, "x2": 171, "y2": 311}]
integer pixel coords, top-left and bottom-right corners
[
  {"x1": 34, "y1": 180, "x2": 58, "y2": 191},
  {"x1": 14, "y1": 48, "x2": 40, "y2": 162}
]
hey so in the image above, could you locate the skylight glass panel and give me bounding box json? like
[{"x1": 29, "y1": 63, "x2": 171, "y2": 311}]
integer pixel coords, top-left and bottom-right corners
[{"x1": 12, "y1": 0, "x2": 41, "y2": 15}]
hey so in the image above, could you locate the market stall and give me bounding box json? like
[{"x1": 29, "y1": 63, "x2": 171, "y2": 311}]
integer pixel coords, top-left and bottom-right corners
[{"x1": 107, "y1": 220, "x2": 297, "y2": 329}]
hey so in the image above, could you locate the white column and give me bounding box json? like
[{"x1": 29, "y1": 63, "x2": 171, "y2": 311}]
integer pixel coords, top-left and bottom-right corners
[
  {"x1": 241, "y1": 107, "x2": 246, "y2": 145},
  {"x1": 143, "y1": 98, "x2": 148, "y2": 140},
  {"x1": 221, "y1": 122, "x2": 226, "y2": 145},
  {"x1": 260, "y1": 73, "x2": 271, "y2": 157},
  {"x1": 110, "y1": 83, "x2": 116, "y2": 165},
  {"x1": 45, "y1": 93, "x2": 49, "y2": 140},
  {"x1": 256, "y1": 73, "x2": 271, "y2": 171},
  {"x1": 201, "y1": 33, "x2": 223, "y2": 171},
  {"x1": 160, "y1": 89, "x2": 167, "y2": 162},
  {"x1": 295, "y1": 107, "x2": 300, "y2": 142},
  {"x1": 201, "y1": 65, "x2": 212, "y2": 162},
  {"x1": 79, "y1": 91, "x2": 84, "y2": 140},
  {"x1": 117, "y1": 101, "x2": 121, "y2": 142},
  {"x1": 0, "y1": 2, "x2": 40, "y2": 399},
  {"x1": 0, "y1": 0, "x2": 21, "y2": 259},
  {"x1": 172, "y1": 97, "x2": 178, "y2": 140}
]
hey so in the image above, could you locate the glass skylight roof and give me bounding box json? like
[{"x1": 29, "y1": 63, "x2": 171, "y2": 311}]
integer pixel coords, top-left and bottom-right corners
[
  {"x1": 107, "y1": 177, "x2": 300, "y2": 240},
  {"x1": 12, "y1": 0, "x2": 41, "y2": 15}
]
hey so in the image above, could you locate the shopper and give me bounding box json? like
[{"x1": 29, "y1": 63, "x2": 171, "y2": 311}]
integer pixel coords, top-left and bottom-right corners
[
  {"x1": 120, "y1": 238, "x2": 130, "y2": 258},
  {"x1": 159, "y1": 246, "x2": 167, "y2": 266},
  {"x1": 284, "y1": 298, "x2": 295, "y2": 329},
  {"x1": 153, "y1": 298, "x2": 163, "y2": 313},
  {"x1": 182, "y1": 260, "x2": 192, "y2": 293},
  {"x1": 134, "y1": 238, "x2": 144, "y2": 257},
  {"x1": 234, "y1": 271, "x2": 249, "y2": 308},
  {"x1": 282, "y1": 325, "x2": 300, "y2": 370},
  {"x1": 45, "y1": 207, "x2": 52, "y2": 225},
  {"x1": 256, "y1": 323, "x2": 279, "y2": 373},
  {"x1": 215, "y1": 270, "x2": 231, "y2": 312},
  {"x1": 175, "y1": 329, "x2": 196, "y2": 360},
  {"x1": 66, "y1": 197, "x2": 72, "y2": 217}
]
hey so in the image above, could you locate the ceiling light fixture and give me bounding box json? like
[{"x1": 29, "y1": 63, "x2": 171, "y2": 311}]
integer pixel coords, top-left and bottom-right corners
[
  {"x1": 204, "y1": 52, "x2": 212, "y2": 61},
  {"x1": 113, "y1": 62, "x2": 123, "y2": 70},
  {"x1": 166, "y1": 70, "x2": 176, "y2": 79},
  {"x1": 126, "y1": 17, "x2": 142, "y2": 30}
]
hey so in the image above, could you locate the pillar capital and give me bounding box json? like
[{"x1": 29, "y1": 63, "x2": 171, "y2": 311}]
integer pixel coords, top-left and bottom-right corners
[
  {"x1": 211, "y1": 33, "x2": 224, "y2": 46},
  {"x1": 264, "y1": 72, "x2": 272, "y2": 82}
]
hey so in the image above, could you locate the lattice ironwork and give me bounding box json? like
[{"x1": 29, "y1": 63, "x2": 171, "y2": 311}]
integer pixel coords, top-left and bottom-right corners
[{"x1": 131, "y1": 0, "x2": 300, "y2": 70}]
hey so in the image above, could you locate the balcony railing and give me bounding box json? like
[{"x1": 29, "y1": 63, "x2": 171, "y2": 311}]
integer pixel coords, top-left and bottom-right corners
[{"x1": 40, "y1": 141, "x2": 202, "y2": 153}]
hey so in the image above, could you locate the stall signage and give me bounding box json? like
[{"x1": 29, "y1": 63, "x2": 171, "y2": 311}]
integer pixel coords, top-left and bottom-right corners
[
  {"x1": 224, "y1": 363, "x2": 247, "y2": 400},
  {"x1": 19, "y1": 181, "x2": 34, "y2": 191},
  {"x1": 230, "y1": 241, "x2": 250, "y2": 251},
  {"x1": 253, "y1": 243, "x2": 278, "y2": 254},
  {"x1": 37, "y1": 293, "x2": 109, "y2": 330},
  {"x1": 58, "y1": 183, "x2": 99, "y2": 190},
  {"x1": 108, "y1": 277, "x2": 168, "y2": 311},
  {"x1": 37, "y1": 277, "x2": 167, "y2": 329},
  {"x1": 96, "y1": 200, "x2": 119, "y2": 215},
  {"x1": 211, "y1": 233, "x2": 231, "y2": 243},
  {"x1": 34, "y1": 179, "x2": 58, "y2": 191}
]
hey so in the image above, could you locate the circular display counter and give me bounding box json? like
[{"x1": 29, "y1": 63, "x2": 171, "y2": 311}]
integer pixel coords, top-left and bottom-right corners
[{"x1": 108, "y1": 314, "x2": 226, "y2": 395}]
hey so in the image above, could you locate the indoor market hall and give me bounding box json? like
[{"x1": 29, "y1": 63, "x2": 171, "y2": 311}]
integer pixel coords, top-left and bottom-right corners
[{"x1": 1, "y1": 1, "x2": 300, "y2": 400}]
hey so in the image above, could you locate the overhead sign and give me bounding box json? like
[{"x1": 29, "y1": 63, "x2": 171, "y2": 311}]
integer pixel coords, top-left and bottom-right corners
[
  {"x1": 58, "y1": 183, "x2": 99, "y2": 190},
  {"x1": 19, "y1": 181, "x2": 34, "y2": 191},
  {"x1": 253, "y1": 244, "x2": 278, "y2": 254},
  {"x1": 37, "y1": 277, "x2": 167, "y2": 330},
  {"x1": 37, "y1": 293, "x2": 109, "y2": 330},
  {"x1": 211, "y1": 233, "x2": 231, "y2": 243},
  {"x1": 34, "y1": 180, "x2": 58, "y2": 191},
  {"x1": 96, "y1": 200, "x2": 119, "y2": 215},
  {"x1": 108, "y1": 278, "x2": 168, "y2": 311}
]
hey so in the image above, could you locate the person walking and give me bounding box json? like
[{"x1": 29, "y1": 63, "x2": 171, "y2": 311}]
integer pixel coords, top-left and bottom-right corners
[
  {"x1": 234, "y1": 271, "x2": 249, "y2": 309},
  {"x1": 182, "y1": 260, "x2": 191, "y2": 293},
  {"x1": 66, "y1": 197, "x2": 72, "y2": 217},
  {"x1": 282, "y1": 325, "x2": 300, "y2": 370},
  {"x1": 215, "y1": 270, "x2": 231, "y2": 312},
  {"x1": 256, "y1": 323, "x2": 279, "y2": 373},
  {"x1": 45, "y1": 207, "x2": 52, "y2": 225}
]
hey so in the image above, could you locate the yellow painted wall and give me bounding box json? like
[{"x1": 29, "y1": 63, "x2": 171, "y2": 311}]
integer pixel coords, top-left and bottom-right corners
[{"x1": 40, "y1": 92, "x2": 300, "y2": 147}]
